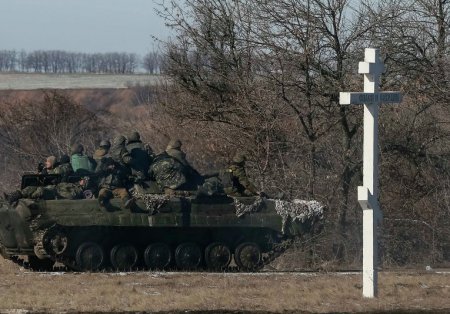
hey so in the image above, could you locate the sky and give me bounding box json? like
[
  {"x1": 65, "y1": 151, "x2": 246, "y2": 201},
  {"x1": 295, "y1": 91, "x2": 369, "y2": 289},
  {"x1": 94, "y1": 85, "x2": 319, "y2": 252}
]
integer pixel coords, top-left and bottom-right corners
[{"x1": 0, "y1": 0, "x2": 171, "y2": 55}]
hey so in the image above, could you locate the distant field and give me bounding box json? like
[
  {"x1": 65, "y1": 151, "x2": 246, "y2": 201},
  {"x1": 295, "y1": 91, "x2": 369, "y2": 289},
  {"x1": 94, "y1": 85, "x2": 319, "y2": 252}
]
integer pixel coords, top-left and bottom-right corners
[
  {"x1": 0, "y1": 73, "x2": 162, "y2": 90},
  {"x1": 0, "y1": 259, "x2": 449, "y2": 313}
]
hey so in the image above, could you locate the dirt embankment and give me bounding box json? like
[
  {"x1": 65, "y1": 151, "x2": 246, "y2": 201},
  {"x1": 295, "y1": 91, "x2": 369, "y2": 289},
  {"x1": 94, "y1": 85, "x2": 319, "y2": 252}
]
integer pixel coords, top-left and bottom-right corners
[{"x1": 0, "y1": 89, "x2": 137, "y2": 112}]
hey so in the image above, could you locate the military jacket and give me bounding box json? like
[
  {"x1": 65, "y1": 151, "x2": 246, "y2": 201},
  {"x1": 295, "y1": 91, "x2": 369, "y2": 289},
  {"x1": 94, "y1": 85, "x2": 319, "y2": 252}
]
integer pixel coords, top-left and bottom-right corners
[
  {"x1": 49, "y1": 163, "x2": 73, "y2": 177},
  {"x1": 127, "y1": 140, "x2": 151, "y2": 180},
  {"x1": 96, "y1": 157, "x2": 128, "y2": 189},
  {"x1": 225, "y1": 164, "x2": 258, "y2": 196},
  {"x1": 93, "y1": 148, "x2": 109, "y2": 172},
  {"x1": 110, "y1": 144, "x2": 132, "y2": 165}
]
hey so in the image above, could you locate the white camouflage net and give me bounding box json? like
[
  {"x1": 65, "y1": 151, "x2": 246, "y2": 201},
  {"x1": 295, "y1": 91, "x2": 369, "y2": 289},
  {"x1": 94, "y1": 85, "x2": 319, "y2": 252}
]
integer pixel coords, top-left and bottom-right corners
[
  {"x1": 275, "y1": 199, "x2": 324, "y2": 223},
  {"x1": 132, "y1": 190, "x2": 170, "y2": 213},
  {"x1": 275, "y1": 199, "x2": 324, "y2": 234},
  {"x1": 234, "y1": 197, "x2": 323, "y2": 220},
  {"x1": 233, "y1": 196, "x2": 265, "y2": 218}
]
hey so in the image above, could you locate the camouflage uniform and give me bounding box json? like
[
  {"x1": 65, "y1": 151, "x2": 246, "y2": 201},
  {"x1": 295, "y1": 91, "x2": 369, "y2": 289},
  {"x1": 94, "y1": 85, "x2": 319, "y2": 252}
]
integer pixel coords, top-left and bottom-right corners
[
  {"x1": 126, "y1": 131, "x2": 151, "y2": 182},
  {"x1": 55, "y1": 182, "x2": 84, "y2": 199},
  {"x1": 49, "y1": 155, "x2": 73, "y2": 180},
  {"x1": 20, "y1": 185, "x2": 57, "y2": 200},
  {"x1": 110, "y1": 135, "x2": 132, "y2": 166},
  {"x1": 39, "y1": 156, "x2": 57, "y2": 175},
  {"x1": 96, "y1": 157, "x2": 133, "y2": 208},
  {"x1": 223, "y1": 154, "x2": 258, "y2": 197},
  {"x1": 149, "y1": 152, "x2": 187, "y2": 190},
  {"x1": 148, "y1": 139, "x2": 203, "y2": 191},
  {"x1": 93, "y1": 140, "x2": 111, "y2": 172},
  {"x1": 165, "y1": 139, "x2": 189, "y2": 166}
]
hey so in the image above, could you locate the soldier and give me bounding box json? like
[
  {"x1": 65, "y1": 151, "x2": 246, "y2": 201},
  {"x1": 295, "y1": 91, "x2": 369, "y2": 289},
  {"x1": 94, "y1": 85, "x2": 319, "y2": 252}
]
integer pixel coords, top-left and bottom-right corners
[
  {"x1": 93, "y1": 140, "x2": 111, "y2": 164},
  {"x1": 110, "y1": 135, "x2": 132, "y2": 167},
  {"x1": 163, "y1": 139, "x2": 203, "y2": 190},
  {"x1": 51, "y1": 155, "x2": 74, "y2": 179},
  {"x1": 223, "y1": 153, "x2": 259, "y2": 197},
  {"x1": 55, "y1": 179, "x2": 85, "y2": 199},
  {"x1": 96, "y1": 157, "x2": 134, "y2": 209},
  {"x1": 126, "y1": 131, "x2": 151, "y2": 182},
  {"x1": 70, "y1": 143, "x2": 95, "y2": 175},
  {"x1": 148, "y1": 153, "x2": 187, "y2": 191},
  {"x1": 165, "y1": 139, "x2": 189, "y2": 166},
  {"x1": 5, "y1": 156, "x2": 62, "y2": 204},
  {"x1": 38, "y1": 156, "x2": 57, "y2": 174}
]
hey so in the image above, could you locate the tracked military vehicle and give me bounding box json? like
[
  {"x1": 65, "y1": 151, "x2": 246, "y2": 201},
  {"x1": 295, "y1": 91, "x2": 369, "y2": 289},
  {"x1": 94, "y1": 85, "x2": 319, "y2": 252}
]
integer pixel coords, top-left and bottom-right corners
[{"x1": 0, "y1": 174, "x2": 324, "y2": 272}]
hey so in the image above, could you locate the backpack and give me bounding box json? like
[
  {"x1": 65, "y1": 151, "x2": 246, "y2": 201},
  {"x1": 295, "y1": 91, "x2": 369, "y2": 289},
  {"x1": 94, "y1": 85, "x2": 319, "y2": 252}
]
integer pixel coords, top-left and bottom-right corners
[
  {"x1": 150, "y1": 154, "x2": 187, "y2": 189},
  {"x1": 71, "y1": 154, "x2": 95, "y2": 175}
]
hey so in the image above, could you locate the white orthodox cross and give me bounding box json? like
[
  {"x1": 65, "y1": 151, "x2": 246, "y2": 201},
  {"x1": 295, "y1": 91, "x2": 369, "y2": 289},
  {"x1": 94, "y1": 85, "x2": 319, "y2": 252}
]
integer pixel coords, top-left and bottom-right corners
[{"x1": 339, "y1": 48, "x2": 402, "y2": 298}]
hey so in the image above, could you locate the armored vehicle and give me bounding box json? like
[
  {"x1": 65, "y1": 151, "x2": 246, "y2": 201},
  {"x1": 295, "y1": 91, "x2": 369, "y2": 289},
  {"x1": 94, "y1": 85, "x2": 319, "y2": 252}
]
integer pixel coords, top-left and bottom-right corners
[{"x1": 0, "y1": 174, "x2": 324, "y2": 272}]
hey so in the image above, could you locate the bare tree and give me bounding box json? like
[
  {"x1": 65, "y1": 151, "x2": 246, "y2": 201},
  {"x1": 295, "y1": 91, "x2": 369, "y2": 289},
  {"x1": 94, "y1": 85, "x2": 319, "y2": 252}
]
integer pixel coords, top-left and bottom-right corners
[
  {"x1": 143, "y1": 51, "x2": 161, "y2": 74},
  {"x1": 0, "y1": 91, "x2": 105, "y2": 174}
]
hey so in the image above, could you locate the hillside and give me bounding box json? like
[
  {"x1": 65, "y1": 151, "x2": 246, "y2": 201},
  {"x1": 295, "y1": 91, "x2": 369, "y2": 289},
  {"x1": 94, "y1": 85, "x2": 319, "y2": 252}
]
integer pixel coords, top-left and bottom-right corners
[
  {"x1": 0, "y1": 73, "x2": 161, "y2": 90},
  {"x1": 0, "y1": 88, "x2": 137, "y2": 111}
]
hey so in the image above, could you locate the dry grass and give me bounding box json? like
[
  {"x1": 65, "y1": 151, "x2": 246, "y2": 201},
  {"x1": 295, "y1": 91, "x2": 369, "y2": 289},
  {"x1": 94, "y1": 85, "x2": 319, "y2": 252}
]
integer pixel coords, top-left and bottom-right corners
[
  {"x1": 0, "y1": 259, "x2": 448, "y2": 313},
  {"x1": 0, "y1": 73, "x2": 159, "y2": 90}
]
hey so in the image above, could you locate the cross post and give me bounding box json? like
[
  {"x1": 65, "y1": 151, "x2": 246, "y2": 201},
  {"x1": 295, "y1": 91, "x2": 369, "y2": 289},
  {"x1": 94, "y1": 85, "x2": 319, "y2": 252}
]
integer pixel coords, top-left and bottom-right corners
[{"x1": 339, "y1": 48, "x2": 402, "y2": 298}]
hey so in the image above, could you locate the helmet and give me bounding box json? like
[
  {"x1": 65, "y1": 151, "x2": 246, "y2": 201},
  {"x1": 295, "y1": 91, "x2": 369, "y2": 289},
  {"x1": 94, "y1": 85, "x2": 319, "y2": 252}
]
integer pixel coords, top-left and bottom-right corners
[
  {"x1": 233, "y1": 153, "x2": 246, "y2": 164},
  {"x1": 167, "y1": 139, "x2": 182, "y2": 150},
  {"x1": 112, "y1": 135, "x2": 126, "y2": 145},
  {"x1": 127, "y1": 131, "x2": 140, "y2": 142},
  {"x1": 70, "y1": 143, "x2": 84, "y2": 155},
  {"x1": 99, "y1": 140, "x2": 111, "y2": 148}
]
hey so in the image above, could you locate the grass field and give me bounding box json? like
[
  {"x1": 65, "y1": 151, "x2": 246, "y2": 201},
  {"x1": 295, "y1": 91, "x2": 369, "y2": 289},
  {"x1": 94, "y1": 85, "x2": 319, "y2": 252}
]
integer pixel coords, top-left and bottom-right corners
[
  {"x1": 0, "y1": 73, "x2": 161, "y2": 90},
  {"x1": 0, "y1": 259, "x2": 448, "y2": 313}
]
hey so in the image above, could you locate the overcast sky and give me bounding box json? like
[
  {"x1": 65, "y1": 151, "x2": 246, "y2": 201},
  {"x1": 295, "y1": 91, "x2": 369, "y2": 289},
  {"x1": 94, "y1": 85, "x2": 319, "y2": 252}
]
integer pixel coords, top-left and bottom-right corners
[{"x1": 0, "y1": 0, "x2": 171, "y2": 55}]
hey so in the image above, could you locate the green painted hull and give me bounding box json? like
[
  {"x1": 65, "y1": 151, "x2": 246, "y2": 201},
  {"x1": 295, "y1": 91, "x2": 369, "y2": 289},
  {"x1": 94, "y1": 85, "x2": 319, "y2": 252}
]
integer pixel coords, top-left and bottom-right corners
[{"x1": 0, "y1": 194, "x2": 322, "y2": 271}]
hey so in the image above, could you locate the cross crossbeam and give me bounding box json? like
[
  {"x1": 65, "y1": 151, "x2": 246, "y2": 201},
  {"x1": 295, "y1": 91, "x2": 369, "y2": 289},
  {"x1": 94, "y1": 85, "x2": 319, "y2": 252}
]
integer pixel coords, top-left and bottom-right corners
[
  {"x1": 340, "y1": 92, "x2": 402, "y2": 105},
  {"x1": 339, "y1": 48, "x2": 402, "y2": 298}
]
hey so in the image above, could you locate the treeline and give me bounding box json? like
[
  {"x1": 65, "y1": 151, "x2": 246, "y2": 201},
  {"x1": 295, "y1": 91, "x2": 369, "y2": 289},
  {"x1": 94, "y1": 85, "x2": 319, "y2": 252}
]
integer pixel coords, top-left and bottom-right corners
[{"x1": 0, "y1": 50, "x2": 163, "y2": 74}]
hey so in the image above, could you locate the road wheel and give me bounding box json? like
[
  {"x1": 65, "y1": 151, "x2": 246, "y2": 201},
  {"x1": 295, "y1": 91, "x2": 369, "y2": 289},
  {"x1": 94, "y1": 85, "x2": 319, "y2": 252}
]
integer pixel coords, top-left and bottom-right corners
[
  {"x1": 234, "y1": 242, "x2": 262, "y2": 271},
  {"x1": 110, "y1": 244, "x2": 139, "y2": 271},
  {"x1": 27, "y1": 255, "x2": 54, "y2": 271},
  {"x1": 204, "y1": 242, "x2": 231, "y2": 271},
  {"x1": 43, "y1": 229, "x2": 68, "y2": 256},
  {"x1": 75, "y1": 242, "x2": 104, "y2": 271},
  {"x1": 144, "y1": 243, "x2": 172, "y2": 270},
  {"x1": 175, "y1": 242, "x2": 202, "y2": 270}
]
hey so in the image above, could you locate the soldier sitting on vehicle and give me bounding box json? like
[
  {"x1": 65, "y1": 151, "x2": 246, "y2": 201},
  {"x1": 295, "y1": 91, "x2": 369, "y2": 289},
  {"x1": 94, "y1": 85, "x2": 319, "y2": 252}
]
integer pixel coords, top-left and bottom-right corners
[
  {"x1": 165, "y1": 139, "x2": 189, "y2": 166},
  {"x1": 51, "y1": 155, "x2": 74, "y2": 180},
  {"x1": 96, "y1": 157, "x2": 135, "y2": 210},
  {"x1": 93, "y1": 140, "x2": 111, "y2": 171},
  {"x1": 5, "y1": 156, "x2": 59, "y2": 203},
  {"x1": 223, "y1": 153, "x2": 259, "y2": 197},
  {"x1": 38, "y1": 155, "x2": 57, "y2": 174},
  {"x1": 165, "y1": 139, "x2": 203, "y2": 187},
  {"x1": 126, "y1": 131, "x2": 151, "y2": 183},
  {"x1": 110, "y1": 135, "x2": 132, "y2": 167},
  {"x1": 149, "y1": 139, "x2": 203, "y2": 193}
]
